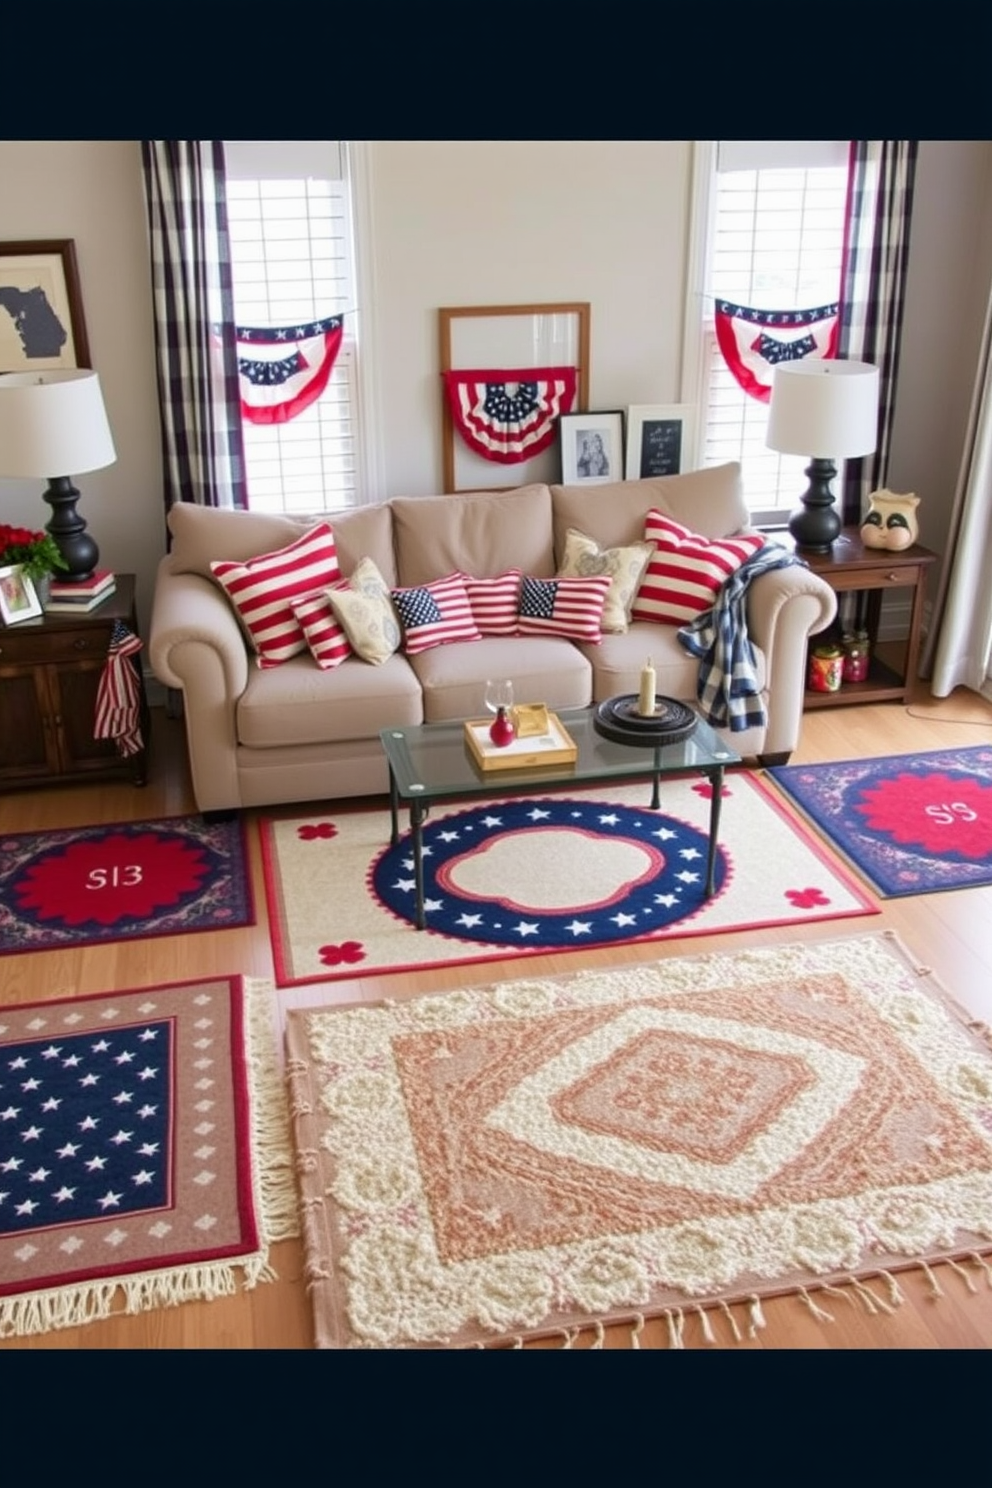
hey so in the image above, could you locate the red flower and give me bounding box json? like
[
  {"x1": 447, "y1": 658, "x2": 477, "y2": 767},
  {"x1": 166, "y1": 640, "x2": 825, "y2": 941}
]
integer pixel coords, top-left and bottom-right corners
[
  {"x1": 785, "y1": 886, "x2": 831, "y2": 908},
  {"x1": 297, "y1": 822, "x2": 339, "y2": 841},
  {"x1": 855, "y1": 772, "x2": 992, "y2": 860},
  {"x1": 319, "y1": 940, "x2": 366, "y2": 967}
]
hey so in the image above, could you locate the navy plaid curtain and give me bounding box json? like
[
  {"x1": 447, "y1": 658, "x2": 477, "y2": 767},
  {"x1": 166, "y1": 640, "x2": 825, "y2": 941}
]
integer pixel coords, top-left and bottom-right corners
[
  {"x1": 141, "y1": 141, "x2": 247, "y2": 514},
  {"x1": 838, "y1": 141, "x2": 918, "y2": 527}
]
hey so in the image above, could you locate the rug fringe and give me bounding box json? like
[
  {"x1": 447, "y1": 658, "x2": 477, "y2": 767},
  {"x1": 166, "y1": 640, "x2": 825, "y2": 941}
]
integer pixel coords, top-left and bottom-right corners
[{"x1": 244, "y1": 978, "x2": 301, "y2": 1245}]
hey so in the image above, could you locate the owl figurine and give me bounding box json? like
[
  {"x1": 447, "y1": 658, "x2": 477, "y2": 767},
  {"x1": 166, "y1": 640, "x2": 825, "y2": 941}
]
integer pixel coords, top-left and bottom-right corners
[{"x1": 860, "y1": 490, "x2": 920, "y2": 551}]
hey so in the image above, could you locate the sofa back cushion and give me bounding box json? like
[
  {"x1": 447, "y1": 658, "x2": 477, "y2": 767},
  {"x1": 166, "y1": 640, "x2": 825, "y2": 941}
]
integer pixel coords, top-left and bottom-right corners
[
  {"x1": 165, "y1": 500, "x2": 397, "y2": 586},
  {"x1": 390, "y1": 484, "x2": 554, "y2": 587},
  {"x1": 550, "y1": 463, "x2": 747, "y2": 561}
]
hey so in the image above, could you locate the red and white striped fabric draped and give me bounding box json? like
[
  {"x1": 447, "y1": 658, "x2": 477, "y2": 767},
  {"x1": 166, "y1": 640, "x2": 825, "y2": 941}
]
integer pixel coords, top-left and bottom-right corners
[{"x1": 94, "y1": 620, "x2": 144, "y2": 757}]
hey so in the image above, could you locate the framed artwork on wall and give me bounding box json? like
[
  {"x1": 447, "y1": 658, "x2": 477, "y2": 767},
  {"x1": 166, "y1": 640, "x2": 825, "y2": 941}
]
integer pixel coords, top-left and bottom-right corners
[
  {"x1": 624, "y1": 404, "x2": 695, "y2": 480},
  {"x1": 558, "y1": 410, "x2": 625, "y2": 485},
  {"x1": 0, "y1": 240, "x2": 91, "y2": 373},
  {"x1": 0, "y1": 564, "x2": 43, "y2": 625},
  {"x1": 439, "y1": 302, "x2": 591, "y2": 493}
]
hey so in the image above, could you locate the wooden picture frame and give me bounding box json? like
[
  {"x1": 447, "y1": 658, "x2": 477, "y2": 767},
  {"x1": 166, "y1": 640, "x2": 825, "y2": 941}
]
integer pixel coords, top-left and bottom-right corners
[
  {"x1": 559, "y1": 409, "x2": 625, "y2": 485},
  {"x1": 439, "y1": 302, "x2": 590, "y2": 493},
  {"x1": 0, "y1": 564, "x2": 43, "y2": 625},
  {"x1": 0, "y1": 240, "x2": 91, "y2": 373},
  {"x1": 624, "y1": 404, "x2": 695, "y2": 480}
]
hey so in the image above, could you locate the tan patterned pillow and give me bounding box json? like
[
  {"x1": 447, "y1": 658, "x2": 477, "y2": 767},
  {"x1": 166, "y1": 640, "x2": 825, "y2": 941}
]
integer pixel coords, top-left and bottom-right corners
[
  {"x1": 557, "y1": 528, "x2": 655, "y2": 632},
  {"x1": 326, "y1": 556, "x2": 402, "y2": 664}
]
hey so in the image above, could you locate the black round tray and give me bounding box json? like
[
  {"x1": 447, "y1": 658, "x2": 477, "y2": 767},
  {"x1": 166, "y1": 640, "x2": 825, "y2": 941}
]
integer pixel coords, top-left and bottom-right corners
[{"x1": 594, "y1": 694, "x2": 698, "y2": 747}]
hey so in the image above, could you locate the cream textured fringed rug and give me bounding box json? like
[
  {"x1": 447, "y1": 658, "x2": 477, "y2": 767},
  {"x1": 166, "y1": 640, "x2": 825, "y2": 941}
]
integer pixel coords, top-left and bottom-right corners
[
  {"x1": 285, "y1": 932, "x2": 992, "y2": 1349},
  {"x1": 0, "y1": 975, "x2": 297, "y2": 1339}
]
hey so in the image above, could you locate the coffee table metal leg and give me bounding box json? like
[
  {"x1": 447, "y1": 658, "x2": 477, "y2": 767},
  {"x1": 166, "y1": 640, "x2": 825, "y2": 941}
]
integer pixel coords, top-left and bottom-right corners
[
  {"x1": 705, "y1": 766, "x2": 724, "y2": 897},
  {"x1": 388, "y1": 767, "x2": 400, "y2": 846},
  {"x1": 651, "y1": 745, "x2": 661, "y2": 809},
  {"x1": 411, "y1": 798, "x2": 426, "y2": 929}
]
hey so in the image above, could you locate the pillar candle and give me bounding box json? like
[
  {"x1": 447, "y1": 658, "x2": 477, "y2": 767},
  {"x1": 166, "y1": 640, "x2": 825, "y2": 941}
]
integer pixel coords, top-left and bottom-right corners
[{"x1": 638, "y1": 658, "x2": 656, "y2": 716}]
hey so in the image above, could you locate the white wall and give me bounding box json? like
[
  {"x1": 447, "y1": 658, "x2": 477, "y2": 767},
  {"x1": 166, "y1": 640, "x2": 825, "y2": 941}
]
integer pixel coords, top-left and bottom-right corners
[{"x1": 1, "y1": 138, "x2": 990, "y2": 652}]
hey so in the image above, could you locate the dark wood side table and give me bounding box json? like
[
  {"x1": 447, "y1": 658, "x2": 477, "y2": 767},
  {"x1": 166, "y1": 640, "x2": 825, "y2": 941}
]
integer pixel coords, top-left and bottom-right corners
[
  {"x1": 795, "y1": 528, "x2": 938, "y2": 709},
  {"x1": 0, "y1": 574, "x2": 150, "y2": 791}
]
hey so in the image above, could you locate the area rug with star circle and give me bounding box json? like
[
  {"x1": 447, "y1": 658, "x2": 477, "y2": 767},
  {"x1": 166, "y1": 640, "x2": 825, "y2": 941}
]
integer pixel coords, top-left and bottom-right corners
[
  {"x1": 766, "y1": 746, "x2": 992, "y2": 897},
  {"x1": 259, "y1": 773, "x2": 877, "y2": 987},
  {"x1": 0, "y1": 815, "x2": 254, "y2": 955}
]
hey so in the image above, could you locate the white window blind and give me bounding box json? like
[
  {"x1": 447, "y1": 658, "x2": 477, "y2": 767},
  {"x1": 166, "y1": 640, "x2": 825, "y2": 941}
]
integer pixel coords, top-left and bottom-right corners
[
  {"x1": 224, "y1": 140, "x2": 359, "y2": 516},
  {"x1": 699, "y1": 143, "x2": 849, "y2": 525}
]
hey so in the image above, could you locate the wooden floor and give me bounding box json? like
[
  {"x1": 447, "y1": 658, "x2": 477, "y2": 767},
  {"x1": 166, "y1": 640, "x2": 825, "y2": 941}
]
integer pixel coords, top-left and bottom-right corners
[{"x1": 2, "y1": 679, "x2": 991, "y2": 1351}]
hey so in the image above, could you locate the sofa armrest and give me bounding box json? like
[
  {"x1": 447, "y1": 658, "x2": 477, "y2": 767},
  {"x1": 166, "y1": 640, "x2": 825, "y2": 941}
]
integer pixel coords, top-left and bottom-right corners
[
  {"x1": 149, "y1": 561, "x2": 251, "y2": 812},
  {"x1": 745, "y1": 560, "x2": 837, "y2": 758}
]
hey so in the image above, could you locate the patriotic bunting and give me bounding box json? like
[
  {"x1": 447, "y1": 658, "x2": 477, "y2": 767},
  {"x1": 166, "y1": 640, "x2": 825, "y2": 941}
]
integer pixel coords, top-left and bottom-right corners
[
  {"x1": 714, "y1": 301, "x2": 839, "y2": 403},
  {"x1": 233, "y1": 315, "x2": 345, "y2": 426},
  {"x1": 442, "y1": 367, "x2": 578, "y2": 464}
]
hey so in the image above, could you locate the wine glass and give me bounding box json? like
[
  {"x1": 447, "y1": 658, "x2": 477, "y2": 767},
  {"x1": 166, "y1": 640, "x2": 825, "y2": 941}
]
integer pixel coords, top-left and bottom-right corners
[{"x1": 484, "y1": 678, "x2": 514, "y2": 717}]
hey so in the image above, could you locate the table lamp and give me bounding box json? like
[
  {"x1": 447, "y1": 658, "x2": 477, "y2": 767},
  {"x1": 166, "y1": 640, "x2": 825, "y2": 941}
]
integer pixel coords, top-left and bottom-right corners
[
  {"x1": 765, "y1": 359, "x2": 880, "y2": 552},
  {"x1": 0, "y1": 369, "x2": 117, "y2": 582}
]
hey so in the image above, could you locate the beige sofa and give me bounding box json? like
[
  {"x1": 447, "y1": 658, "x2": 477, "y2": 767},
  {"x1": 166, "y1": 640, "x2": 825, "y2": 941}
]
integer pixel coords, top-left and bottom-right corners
[{"x1": 149, "y1": 463, "x2": 836, "y2": 814}]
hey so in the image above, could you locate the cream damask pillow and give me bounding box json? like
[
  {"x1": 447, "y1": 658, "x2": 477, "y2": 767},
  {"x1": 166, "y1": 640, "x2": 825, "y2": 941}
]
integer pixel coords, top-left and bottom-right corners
[
  {"x1": 326, "y1": 556, "x2": 402, "y2": 664},
  {"x1": 557, "y1": 528, "x2": 655, "y2": 633}
]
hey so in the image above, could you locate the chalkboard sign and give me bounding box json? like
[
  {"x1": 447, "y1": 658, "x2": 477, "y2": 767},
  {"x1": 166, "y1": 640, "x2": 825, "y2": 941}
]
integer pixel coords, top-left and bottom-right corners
[{"x1": 637, "y1": 419, "x2": 683, "y2": 478}]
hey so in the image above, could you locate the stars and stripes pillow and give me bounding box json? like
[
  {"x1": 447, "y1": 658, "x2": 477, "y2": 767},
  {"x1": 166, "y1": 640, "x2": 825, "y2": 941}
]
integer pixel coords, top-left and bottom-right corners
[
  {"x1": 516, "y1": 573, "x2": 612, "y2": 643},
  {"x1": 210, "y1": 522, "x2": 341, "y2": 667},
  {"x1": 390, "y1": 573, "x2": 483, "y2": 655},
  {"x1": 289, "y1": 585, "x2": 353, "y2": 670},
  {"x1": 459, "y1": 569, "x2": 522, "y2": 636},
  {"x1": 630, "y1": 511, "x2": 765, "y2": 626}
]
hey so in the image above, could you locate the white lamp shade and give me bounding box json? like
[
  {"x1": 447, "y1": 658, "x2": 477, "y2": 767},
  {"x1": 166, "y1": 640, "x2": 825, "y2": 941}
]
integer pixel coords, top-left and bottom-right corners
[
  {"x1": 0, "y1": 369, "x2": 116, "y2": 478},
  {"x1": 765, "y1": 360, "x2": 880, "y2": 460}
]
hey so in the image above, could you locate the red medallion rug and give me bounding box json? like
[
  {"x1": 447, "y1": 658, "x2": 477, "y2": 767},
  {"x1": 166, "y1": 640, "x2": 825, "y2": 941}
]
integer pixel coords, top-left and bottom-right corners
[
  {"x1": 285, "y1": 931, "x2": 992, "y2": 1349},
  {"x1": 260, "y1": 774, "x2": 877, "y2": 987},
  {"x1": 766, "y1": 747, "x2": 992, "y2": 897},
  {"x1": 0, "y1": 975, "x2": 297, "y2": 1338},
  {"x1": 0, "y1": 816, "x2": 254, "y2": 955}
]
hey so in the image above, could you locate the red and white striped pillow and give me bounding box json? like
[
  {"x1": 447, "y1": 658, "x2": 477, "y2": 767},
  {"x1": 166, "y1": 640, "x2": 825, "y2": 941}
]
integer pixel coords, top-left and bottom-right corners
[
  {"x1": 517, "y1": 573, "x2": 612, "y2": 643},
  {"x1": 630, "y1": 510, "x2": 764, "y2": 626},
  {"x1": 459, "y1": 569, "x2": 522, "y2": 636},
  {"x1": 211, "y1": 523, "x2": 341, "y2": 667},
  {"x1": 390, "y1": 573, "x2": 482, "y2": 655},
  {"x1": 290, "y1": 586, "x2": 352, "y2": 670}
]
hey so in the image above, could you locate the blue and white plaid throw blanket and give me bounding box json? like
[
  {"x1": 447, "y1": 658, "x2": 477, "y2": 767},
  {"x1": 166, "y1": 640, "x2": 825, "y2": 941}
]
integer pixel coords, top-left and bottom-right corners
[{"x1": 677, "y1": 542, "x2": 804, "y2": 732}]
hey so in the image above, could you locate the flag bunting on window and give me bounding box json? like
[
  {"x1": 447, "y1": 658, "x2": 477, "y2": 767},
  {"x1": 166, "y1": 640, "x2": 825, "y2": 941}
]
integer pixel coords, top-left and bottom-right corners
[
  {"x1": 94, "y1": 620, "x2": 144, "y2": 757},
  {"x1": 714, "y1": 301, "x2": 839, "y2": 404},
  {"x1": 442, "y1": 367, "x2": 578, "y2": 464},
  {"x1": 230, "y1": 315, "x2": 345, "y2": 426}
]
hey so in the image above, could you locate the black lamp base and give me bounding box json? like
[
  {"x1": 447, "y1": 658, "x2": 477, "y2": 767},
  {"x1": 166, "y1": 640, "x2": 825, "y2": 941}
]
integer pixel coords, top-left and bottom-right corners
[
  {"x1": 43, "y1": 475, "x2": 99, "y2": 582},
  {"x1": 787, "y1": 457, "x2": 842, "y2": 553}
]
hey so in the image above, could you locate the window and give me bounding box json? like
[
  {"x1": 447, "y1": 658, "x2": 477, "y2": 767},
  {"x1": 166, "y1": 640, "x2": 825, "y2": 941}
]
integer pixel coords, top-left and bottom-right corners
[
  {"x1": 224, "y1": 140, "x2": 368, "y2": 516},
  {"x1": 683, "y1": 142, "x2": 850, "y2": 526}
]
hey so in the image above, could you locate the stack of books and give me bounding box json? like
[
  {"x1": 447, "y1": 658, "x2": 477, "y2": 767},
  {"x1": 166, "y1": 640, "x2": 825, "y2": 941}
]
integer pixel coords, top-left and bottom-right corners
[{"x1": 45, "y1": 569, "x2": 117, "y2": 614}]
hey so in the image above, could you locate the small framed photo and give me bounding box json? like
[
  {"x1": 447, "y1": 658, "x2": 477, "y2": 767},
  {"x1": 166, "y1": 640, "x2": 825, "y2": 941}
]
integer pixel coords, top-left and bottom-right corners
[
  {"x1": 0, "y1": 564, "x2": 43, "y2": 624},
  {"x1": 559, "y1": 410, "x2": 625, "y2": 485},
  {"x1": 624, "y1": 404, "x2": 696, "y2": 480}
]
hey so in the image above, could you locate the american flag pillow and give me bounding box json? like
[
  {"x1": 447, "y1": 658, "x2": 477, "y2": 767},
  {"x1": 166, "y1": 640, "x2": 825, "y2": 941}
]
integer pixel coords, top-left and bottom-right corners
[
  {"x1": 211, "y1": 522, "x2": 341, "y2": 667},
  {"x1": 290, "y1": 585, "x2": 353, "y2": 670},
  {"x1": 517, "y1": 573, "x2": 612, "y2": 643},
  {"x1": 391, "y1": 573, "x2": 482, "y2": 655},
  {"x1": 630, "y1": 510, "x2": 765, "y2": 626},
  {"x1": 459, "y1": 569, "x2": 522, "y2": 636}
]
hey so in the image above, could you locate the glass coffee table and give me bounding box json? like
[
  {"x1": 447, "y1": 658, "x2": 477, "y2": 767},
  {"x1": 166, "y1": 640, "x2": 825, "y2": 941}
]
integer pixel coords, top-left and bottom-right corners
[{"x1": 379, "y1": 706, "x2": 741, "y2": 929}]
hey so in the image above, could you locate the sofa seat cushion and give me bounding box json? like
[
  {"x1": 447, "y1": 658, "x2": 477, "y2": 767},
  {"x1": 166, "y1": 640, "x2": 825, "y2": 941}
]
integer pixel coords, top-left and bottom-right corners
[
  {"x1": 409, "y1": 636, "x2": 592, "y2": 723},
  {"x1": 577, "y1": 621, "x2": 766, "y2": 705},
  {"x1": 236, "y1": 652, "x2": 422, "y2": 750}
]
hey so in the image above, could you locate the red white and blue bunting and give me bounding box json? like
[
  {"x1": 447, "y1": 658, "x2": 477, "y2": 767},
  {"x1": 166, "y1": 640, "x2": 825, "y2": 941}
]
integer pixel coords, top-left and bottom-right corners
[
  {"x1": 443, "y1": 367, "x2": 578, "y2": 464},
  {"x1": 714, "y1": 301, "x2": 839, "y2": 404},
  {"x1": 233, "y1": 315, "x2": 344, "y2": 425}
]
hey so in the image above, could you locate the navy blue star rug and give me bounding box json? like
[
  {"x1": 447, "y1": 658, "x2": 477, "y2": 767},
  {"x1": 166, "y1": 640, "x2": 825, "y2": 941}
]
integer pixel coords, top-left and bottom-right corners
[
  {"x1": 0, "y1": 815, "x2": 254, "y2": 956},
  {"x1": 260, "y1": 776, "x2": 877, "y2": 987}
]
